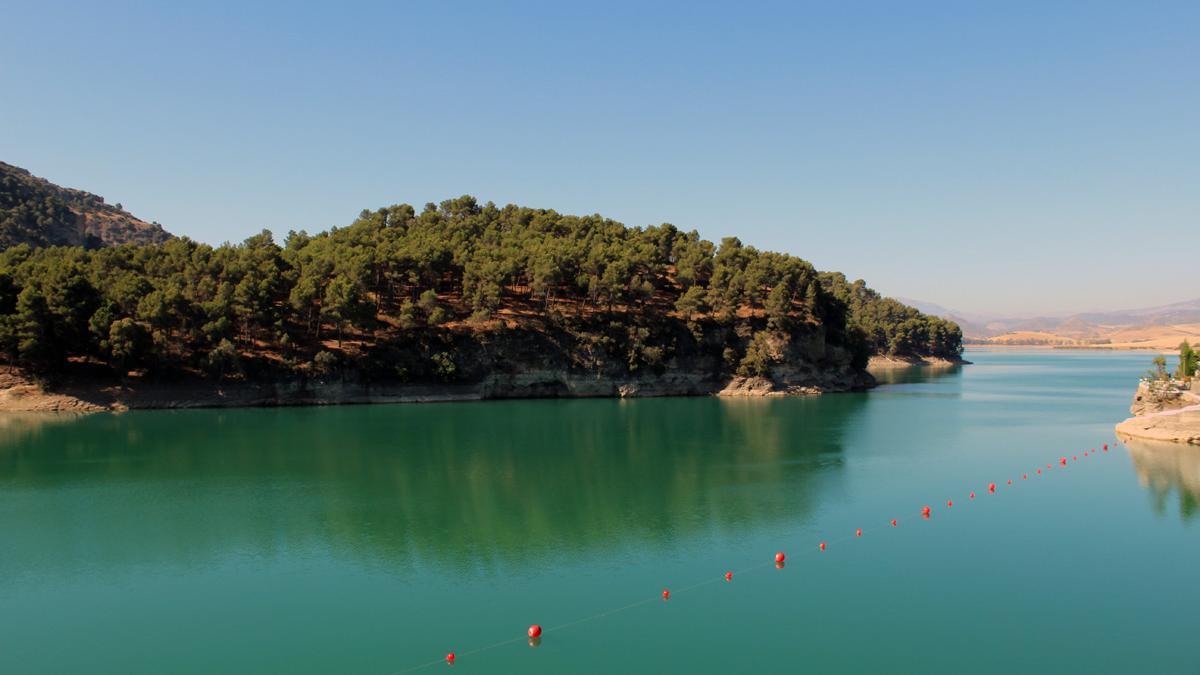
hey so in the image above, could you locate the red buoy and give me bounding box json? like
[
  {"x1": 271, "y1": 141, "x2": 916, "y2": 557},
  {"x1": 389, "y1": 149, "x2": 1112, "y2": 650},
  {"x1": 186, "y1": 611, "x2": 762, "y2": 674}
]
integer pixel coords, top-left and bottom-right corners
[
  {"x1": 1103, "y1": 444, "x2": 1108, "y2": 450},
  {"x1": 856, "y1": 528, "x2": 863, "y2": 537},
  {"x1": 775, "y1": 551, "x2": 786, "y2": 564},
  {"x1": 662, "y1": 589, "x2": 670, "y2": 600},
  {"x1": 528, "y1": 625, "x2": 542, "y2": 639},
  {"x1": 1072, "y1": 455, "x2": 1077, "y2": 461},
  {"x1": 890, "y1": 519, "x2": 898, "y2": 527},
  {"x1": 1060, "y1": 457, "x2": 1067, "y2": 466},
  {"x1": 725, "y1": 571, "x2": 733, "y2": 581},
  {"x1": 1023, "y1": 473, "x2": 1028, "y2": 480},
  {"x1": 988, "y1": 482, "x2": 996, "y2": 494},
  {"x1": 1037, "y1": 468, "x2": 1042, "y2": 475},
  {"x1": 969, "y1": 491, "x2": 976, "y2": 499},
  {"x1": 819, "y1": 542, "x2": 826, "y2": 552},
  {"x1": 1007, "y1": 479, "x2": 1013, "y2": 485},
  {"x1": 446, "y1": 652, "x2": 455, "y2": 664},
  {"x1": 921, "y1": 505, "x2": 932, "y2": 517},
  {"x1": 947, "y1": 499, "x2": 953, "y2": 507}
]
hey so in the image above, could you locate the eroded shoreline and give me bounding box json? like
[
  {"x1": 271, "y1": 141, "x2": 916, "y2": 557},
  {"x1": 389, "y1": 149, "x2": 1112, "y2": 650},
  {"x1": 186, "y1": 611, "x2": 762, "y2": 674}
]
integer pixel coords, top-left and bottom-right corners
[
  {"x1": 0, "y1": 370, "x2": 875, "y2": 413},
  {"x1": 0, "y1": 353, "x2": 978, "y2": 414}
]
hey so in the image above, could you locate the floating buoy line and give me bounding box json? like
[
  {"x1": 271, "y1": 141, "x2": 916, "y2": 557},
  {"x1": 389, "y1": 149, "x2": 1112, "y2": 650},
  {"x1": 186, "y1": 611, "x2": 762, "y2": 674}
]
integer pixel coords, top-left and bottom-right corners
[{"x1": 395, "y1": 438, "x2": 1121, "y2": 673}]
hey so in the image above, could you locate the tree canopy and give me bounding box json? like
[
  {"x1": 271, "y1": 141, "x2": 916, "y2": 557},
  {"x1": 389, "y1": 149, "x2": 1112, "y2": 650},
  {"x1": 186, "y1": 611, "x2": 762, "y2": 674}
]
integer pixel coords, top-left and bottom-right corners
[
  {"x1": 1178, "y1": 340, "x2": 1197, "y2": 379},
  {"x1": 818, "y1": 272, "x2": 963, "y2": 358},
  {"x1": 0, "y1": 196, "x2": 961, "y2": 383}
]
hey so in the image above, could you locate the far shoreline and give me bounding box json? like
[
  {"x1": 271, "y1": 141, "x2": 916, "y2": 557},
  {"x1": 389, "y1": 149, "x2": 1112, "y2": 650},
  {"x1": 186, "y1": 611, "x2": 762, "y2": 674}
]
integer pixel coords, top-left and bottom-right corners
[
  {"x1": 866, "y1": 354, "x2": 970, "y2": 369},
  {"x1": 964, "y1": 344, "x2": 1179, "y2": 355}
]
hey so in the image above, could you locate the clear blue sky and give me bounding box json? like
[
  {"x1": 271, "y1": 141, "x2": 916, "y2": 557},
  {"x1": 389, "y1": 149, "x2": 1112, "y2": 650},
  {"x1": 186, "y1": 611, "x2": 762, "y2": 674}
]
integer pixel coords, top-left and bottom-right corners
[{"x1": 2, "y1": 1, "x2": 1196, "y2": 316}]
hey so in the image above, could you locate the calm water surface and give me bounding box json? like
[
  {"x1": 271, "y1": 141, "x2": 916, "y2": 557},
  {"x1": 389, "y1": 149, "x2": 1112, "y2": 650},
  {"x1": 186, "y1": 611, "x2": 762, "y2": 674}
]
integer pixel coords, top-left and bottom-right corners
[{"x1": 1, "y1": 350, "x2": 1197, "y2": 674}]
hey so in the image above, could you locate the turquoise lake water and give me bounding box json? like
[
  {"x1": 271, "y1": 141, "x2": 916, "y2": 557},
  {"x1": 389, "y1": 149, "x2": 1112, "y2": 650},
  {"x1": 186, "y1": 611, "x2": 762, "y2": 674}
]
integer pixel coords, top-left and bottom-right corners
[{"x1": 1, "y1": 349, "x2": 1196, "y2": 673}]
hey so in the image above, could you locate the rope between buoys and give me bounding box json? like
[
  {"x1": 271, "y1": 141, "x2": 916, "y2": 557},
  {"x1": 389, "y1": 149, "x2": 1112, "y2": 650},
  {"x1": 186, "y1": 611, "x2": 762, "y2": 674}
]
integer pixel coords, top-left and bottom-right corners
[{"x1": 389, "y1": 436, "x2": 1122, "y2": 673}]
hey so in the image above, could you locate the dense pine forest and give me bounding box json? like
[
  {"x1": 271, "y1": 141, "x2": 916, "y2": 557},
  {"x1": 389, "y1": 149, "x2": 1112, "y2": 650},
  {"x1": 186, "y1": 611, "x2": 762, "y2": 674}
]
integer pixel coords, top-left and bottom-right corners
[
  {"x1": 0, "y1": 162, "x2": 960, "y2": 391},
  {"x1": 0, "y1": 194, "x2": 960, "y2": 385}
]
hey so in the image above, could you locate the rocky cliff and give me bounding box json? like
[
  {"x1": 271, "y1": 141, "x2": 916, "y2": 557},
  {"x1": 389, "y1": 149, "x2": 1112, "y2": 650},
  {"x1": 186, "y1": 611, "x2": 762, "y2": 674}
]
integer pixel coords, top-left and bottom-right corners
[
  {"x1": 0, "y1": 320, "x2": 872, "y2": 412},
  {"x1": 1116, "y1": 380, "x2": 1200, "y2": 445}
]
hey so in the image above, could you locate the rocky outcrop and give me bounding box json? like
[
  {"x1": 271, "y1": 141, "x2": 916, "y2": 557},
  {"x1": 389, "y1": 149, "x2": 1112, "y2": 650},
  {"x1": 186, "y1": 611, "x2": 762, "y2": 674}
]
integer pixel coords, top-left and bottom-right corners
[
  {"x1": 1115, "y1": 412, "x2": 1200, "y2": 445},
  {"x1": 1116, "y1": 380, "x2": 1200, "y2": 445},
  {"x1": 1129, "y1": 380, "x2": 1197, "y2": 416}
]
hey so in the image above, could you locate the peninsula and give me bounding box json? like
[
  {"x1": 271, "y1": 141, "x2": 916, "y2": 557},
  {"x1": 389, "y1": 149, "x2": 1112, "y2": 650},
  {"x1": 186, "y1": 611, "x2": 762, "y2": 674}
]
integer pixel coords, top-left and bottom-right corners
[
  {"x1": 0, "y1": 161, "x2": 963, "y2": 411},
  {"x1": 1115, "y1": 344, "x2": 1200, "y2": 445}
]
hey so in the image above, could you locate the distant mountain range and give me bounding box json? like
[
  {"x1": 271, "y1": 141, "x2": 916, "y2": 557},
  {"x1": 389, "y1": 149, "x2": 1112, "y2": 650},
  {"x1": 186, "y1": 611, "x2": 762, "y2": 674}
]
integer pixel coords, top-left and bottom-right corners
[
  {"x1": 897, "y1": 296, "x2": 1200, "y2": 349},
  {"x1": 0, "y1": 161, "x2": 172, "y2": 249}
]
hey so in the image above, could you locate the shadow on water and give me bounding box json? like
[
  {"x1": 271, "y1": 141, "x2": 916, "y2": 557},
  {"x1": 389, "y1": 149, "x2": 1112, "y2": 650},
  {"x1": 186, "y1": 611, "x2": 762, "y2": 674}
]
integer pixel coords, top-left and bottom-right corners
[
  {"x1": 0, "y1": 394, "x2": 870, "y2": 573},
  {"x1": 1123, "y1": 437, "x2": 1200, "y2": 521}
]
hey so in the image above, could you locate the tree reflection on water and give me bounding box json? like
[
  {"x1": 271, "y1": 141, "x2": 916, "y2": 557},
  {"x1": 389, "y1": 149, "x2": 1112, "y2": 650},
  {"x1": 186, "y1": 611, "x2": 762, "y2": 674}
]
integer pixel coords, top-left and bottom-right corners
[{"x1": 1123, "y1": 436, "x2": 1200, "y2": 520}]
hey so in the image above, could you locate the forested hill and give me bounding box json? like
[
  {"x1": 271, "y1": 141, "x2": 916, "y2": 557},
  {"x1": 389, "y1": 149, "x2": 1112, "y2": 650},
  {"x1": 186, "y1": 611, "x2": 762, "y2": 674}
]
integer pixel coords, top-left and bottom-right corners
[
  {"x1": 818, "y1": 273, "x2": 963, "y2": 357},
  {"x1": 0, "y1": 195, "x2": 961, "y2": 397},
  {"x1": 0, "y1": 161, "x2": 172, "y2": 249}
]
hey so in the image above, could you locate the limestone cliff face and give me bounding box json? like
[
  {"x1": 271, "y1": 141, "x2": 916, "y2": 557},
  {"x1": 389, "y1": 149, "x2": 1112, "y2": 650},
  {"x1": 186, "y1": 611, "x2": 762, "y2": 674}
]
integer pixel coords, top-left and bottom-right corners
[
  {"x1": 1129, "y1": 381, "x2": 1197, "y2": 416},
  {"x1": 0, "y1": 321, "x2": 873, "y2": 412},
  {"x1": 1116, "y1": 381, "x2": 1200, "y2": 445},
  {"x1": 426, "y1": 320, "x2": 870, "y2": 399}
]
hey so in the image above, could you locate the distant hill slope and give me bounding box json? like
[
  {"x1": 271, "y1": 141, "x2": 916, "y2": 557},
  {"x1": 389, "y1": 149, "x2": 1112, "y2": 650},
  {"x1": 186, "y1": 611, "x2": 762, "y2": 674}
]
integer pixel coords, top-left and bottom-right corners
[
  {"x1": 893, "y1": 297, "x2": 989, "y2": 337},
  {"x1": 902, "y1": 296, "x2": 1200, "y2": 349},
  {"x1": 1072, "y1": 298, "x2": 1200, "y2": 327},
  {"x1": 0, "y1": 161, "x2": 172, "y2": 248}
]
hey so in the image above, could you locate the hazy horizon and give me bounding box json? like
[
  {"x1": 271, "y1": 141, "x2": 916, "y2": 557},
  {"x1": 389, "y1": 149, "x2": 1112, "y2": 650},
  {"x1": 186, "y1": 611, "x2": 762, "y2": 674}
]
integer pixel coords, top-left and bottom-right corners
[{"x1": 3, "y1": 1, "x2": 1196, "y2": 315}]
